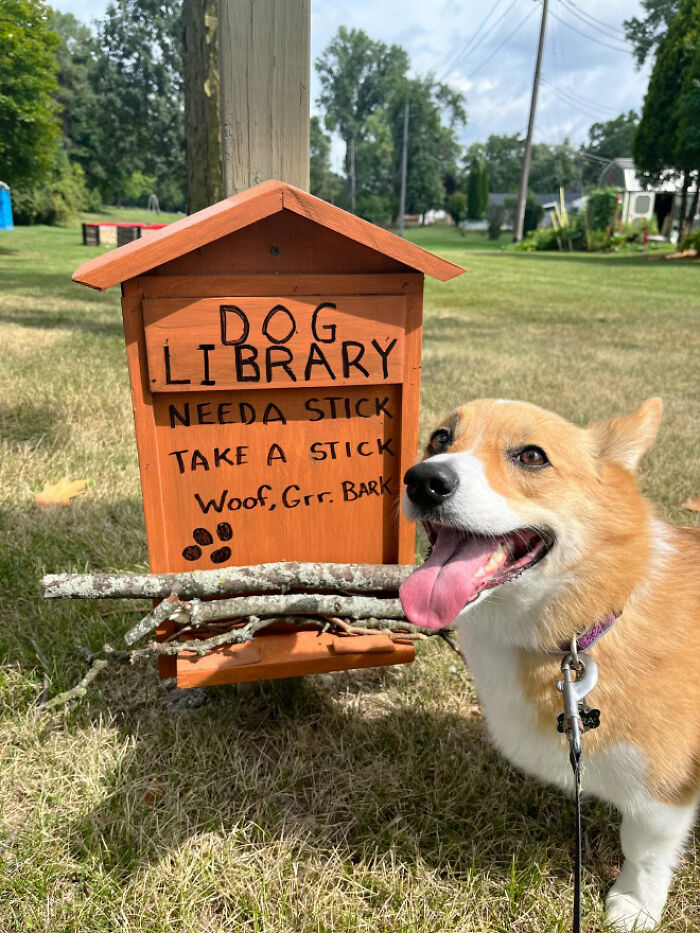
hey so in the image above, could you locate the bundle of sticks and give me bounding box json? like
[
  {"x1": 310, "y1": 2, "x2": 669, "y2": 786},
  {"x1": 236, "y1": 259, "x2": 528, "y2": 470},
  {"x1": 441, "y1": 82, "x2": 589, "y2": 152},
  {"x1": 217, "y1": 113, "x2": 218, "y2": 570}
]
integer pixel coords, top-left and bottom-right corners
[{"x1": 39, "y1": 562, "x2": 443, "y2": 712}]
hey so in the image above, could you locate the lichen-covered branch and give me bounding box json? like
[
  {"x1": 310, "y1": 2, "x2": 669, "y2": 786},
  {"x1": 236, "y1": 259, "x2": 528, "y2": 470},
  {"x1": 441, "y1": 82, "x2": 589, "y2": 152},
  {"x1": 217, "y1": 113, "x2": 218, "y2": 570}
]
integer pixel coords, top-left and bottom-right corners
[
  {"x1": 187, "y1": 593, "x2": 405, "y2": 625},
  {"x1": 37, "y1": 614, "x2": 434, "y2": 714},
  {"x1": 123, "y1": 593, "x2": 410, "y2": 646},
  {"x1": 123, "y1": 592, "x2": 180, "y2": 645},
  {"x1": 41, "y1": 561, "x2": 415, "y2": 601}
]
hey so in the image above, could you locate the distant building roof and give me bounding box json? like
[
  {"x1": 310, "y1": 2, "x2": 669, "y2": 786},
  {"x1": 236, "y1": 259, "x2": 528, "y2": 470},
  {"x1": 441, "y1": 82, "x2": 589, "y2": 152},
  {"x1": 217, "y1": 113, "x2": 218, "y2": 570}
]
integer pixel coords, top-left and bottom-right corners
[{"x1": 597, "y1": 159, "x2": 695, "y2": 193}]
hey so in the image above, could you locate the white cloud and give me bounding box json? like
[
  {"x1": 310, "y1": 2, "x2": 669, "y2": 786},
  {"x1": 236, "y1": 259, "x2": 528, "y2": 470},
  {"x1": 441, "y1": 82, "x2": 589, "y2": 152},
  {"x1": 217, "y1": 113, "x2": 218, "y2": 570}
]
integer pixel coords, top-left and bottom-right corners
[{"x1": 51, "y1": 0, "x2": 652, "y2": 149}]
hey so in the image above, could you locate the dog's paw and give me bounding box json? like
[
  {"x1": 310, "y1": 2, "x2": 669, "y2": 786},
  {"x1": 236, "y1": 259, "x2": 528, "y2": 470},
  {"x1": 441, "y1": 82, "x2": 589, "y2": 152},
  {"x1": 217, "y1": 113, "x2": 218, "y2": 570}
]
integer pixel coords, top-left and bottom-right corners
[{"x1": 605, "y1": 891, "x2": 661, "y2": 931}]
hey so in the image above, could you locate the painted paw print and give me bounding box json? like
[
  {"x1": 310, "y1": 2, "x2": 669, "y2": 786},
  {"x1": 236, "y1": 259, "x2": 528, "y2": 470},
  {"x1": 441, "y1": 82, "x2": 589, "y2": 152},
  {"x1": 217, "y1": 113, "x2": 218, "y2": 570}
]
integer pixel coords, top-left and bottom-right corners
[{"x1": 182, "y1": 523, "x2": 233, "y2": 564}]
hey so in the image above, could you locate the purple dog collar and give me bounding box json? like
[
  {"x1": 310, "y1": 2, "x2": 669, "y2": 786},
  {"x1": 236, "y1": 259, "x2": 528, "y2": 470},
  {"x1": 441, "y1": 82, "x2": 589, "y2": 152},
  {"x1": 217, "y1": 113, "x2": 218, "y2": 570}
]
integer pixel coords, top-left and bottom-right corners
[{"x1": 557, "y1": 610, "x2": 621, "y2": 654}]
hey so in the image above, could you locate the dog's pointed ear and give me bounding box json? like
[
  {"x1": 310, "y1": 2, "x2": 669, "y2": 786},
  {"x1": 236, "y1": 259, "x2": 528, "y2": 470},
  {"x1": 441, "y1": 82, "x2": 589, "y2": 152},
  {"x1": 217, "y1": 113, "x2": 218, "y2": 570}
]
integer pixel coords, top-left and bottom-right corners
[{"x1": 588, "y1": 398, "x2": 663, "y2": 471}]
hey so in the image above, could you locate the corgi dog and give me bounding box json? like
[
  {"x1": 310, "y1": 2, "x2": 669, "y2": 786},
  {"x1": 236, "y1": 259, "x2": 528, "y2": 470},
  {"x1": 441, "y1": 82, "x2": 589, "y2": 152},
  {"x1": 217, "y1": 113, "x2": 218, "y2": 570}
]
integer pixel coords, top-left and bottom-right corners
[{"x1": 399, "y1": 398, "x2": 699, "y2": 931}]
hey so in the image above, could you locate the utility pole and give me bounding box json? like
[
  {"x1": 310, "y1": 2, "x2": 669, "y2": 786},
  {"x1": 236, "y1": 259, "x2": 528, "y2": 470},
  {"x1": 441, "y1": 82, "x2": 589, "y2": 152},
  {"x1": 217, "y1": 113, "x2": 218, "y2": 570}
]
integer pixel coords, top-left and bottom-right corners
[
  {"x1": 217, "y1": 0, "x2": 310, "y2": 196},
  {"x1": 514, "y1": 0, "x2": 548, "y2": 242},
  {"x1": 350, "y1": 137, "x2": 356, "y2": 211},
  {"x1": 398, "y1": 96, "x2": 409, "y2": 237}
]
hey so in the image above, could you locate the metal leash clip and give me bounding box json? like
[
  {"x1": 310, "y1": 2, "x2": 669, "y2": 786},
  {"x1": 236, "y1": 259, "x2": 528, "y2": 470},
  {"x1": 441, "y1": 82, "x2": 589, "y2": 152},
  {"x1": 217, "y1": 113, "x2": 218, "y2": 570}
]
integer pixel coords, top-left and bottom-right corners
[{"x1": 556, "y1": 642, "x2": 601, "y2": 758}]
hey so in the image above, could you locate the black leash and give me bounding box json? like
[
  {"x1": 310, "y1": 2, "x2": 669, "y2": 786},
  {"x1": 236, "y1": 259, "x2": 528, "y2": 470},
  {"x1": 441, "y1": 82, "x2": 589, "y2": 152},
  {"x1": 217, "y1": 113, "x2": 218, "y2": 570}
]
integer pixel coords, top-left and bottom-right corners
[
  {"x1": 571, "y1": 747, "x2": 582, "y2": 933},
  {"x1": 557, "y1": 647, "x2": 600, "y2": 933},
  {"x1": 437, "y1": 627, "x2": 595, "y2": 933}
]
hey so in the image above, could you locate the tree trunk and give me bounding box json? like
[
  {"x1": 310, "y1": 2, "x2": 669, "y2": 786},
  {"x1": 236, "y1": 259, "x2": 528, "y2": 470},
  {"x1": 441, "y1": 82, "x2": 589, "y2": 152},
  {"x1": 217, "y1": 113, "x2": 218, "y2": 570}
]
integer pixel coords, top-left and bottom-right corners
[
  {"x1": 183, "y1": 0, "x2": 222, "y2": 213},
  {"x1": 349, "y1": 135, "x2": 356, "y2": 211},
  {"x1": 677, "y1": 172, "x2": 690, "y2": 239},
  {"x1": 684, "y1": 172, "x2": 699, "y2": 238}
]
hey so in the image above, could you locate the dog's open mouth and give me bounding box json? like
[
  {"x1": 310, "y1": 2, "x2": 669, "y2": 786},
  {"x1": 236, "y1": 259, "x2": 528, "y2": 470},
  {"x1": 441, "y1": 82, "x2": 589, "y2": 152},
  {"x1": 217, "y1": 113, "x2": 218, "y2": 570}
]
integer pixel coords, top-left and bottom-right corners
[{"x1": 399, "y1": 524, "x2": 553, "y2": 629}]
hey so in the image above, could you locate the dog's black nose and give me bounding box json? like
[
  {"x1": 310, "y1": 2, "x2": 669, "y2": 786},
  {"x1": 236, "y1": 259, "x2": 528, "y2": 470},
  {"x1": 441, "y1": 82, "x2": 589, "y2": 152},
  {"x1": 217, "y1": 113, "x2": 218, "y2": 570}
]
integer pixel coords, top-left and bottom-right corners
[{"x1": 404, "y1": 461, "x2": 459, "y2": 508}]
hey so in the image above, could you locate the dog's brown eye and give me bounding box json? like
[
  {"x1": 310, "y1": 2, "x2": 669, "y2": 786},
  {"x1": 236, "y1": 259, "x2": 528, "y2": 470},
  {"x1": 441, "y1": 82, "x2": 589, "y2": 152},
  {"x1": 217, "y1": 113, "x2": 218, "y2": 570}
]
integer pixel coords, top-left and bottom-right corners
[
  {"x1": 428, "y1": 429, "x2": 452, "y2": 454},
  {"x1": 514, "y1": 446, "x2": 549, "y2": 468}
]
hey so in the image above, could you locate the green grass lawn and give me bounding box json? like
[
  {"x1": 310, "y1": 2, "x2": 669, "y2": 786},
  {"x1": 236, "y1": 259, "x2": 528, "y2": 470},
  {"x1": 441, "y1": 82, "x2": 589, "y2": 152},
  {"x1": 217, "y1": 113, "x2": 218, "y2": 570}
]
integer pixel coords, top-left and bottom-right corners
[{"x1": 0, "y1": 216, "x2": 698, "y2": 932}]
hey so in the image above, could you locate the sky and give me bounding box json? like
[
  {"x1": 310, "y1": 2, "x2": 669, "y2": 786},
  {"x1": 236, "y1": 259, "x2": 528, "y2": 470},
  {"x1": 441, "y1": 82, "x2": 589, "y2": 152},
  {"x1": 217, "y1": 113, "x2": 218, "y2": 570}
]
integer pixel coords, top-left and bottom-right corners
[{"x1": 52, "y1": 0, "x2": 652, "y2": 171}]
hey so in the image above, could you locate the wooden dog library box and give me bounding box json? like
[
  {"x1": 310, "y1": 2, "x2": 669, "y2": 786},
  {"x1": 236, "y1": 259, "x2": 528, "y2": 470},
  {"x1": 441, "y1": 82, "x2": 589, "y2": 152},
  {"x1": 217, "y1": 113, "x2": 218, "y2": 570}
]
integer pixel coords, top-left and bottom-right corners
[{"x1": 72, "y1": 181, "x2": 464, "y2": 687}]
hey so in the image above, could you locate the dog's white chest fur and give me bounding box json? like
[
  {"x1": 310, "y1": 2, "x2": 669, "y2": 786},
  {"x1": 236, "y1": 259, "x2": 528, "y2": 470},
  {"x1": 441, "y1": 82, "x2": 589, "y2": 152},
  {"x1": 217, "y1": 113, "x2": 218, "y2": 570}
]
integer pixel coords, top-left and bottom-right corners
[{"x1": 456, "y1": 609, "x2": 647, "y2": 812}]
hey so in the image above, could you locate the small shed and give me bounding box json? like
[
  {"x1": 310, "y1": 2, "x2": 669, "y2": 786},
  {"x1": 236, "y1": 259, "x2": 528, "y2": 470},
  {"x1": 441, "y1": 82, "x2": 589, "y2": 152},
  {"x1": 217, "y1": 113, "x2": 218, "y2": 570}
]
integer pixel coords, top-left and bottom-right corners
[
  {"x1": 72, "y1": 181, "x2": 464, "y2": 688},
  {"x1": 598, "y1": 158, "x2": 699, "y2": 236}
]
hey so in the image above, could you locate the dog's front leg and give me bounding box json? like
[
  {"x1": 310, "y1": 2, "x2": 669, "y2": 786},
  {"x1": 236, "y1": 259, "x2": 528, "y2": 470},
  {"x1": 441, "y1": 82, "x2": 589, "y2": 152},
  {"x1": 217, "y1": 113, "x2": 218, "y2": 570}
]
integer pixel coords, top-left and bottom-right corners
[{"x1": 605, "y1": 797, "x2": 696, "y2": 931}]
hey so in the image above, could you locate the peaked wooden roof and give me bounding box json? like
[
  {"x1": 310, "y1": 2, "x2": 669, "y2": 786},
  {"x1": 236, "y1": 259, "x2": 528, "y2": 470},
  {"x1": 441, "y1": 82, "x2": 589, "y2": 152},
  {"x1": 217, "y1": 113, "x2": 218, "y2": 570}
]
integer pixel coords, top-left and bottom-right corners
[{"x1": 73, "y1": 180, "x2": 464, "y2": 290}]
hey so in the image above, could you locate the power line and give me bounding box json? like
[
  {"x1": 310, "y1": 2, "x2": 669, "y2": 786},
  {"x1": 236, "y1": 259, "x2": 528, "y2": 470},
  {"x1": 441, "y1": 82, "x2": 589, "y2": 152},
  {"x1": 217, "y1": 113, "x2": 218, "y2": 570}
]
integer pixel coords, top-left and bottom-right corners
[
  {"x1": 445, "y1": 0, "x2": 523, "y2": 79},
  {"x1": 467, "y1": 4, "x2": 540, "y2": 80},
  {"x1": 559, "y1": 0, "x2": 627, "y2": 41},
  {"x1": 514, "y1": 0, "x2": 548, "y2": 242},
  {"x1": 438, "y1": 0, "x2": 507, "y2": 81},
  {"x1": 578, "y1": 150, "x2": 615, "y2": 163},
  {"x1": 541, "y1": 74, "x2": 619, "y2": 116},
  {"x1": 549, "y1": 8, "x2": 630, "y2": 54},
  {"x1": 542, "y1": 80, "x2": 610, "y2": 121}
]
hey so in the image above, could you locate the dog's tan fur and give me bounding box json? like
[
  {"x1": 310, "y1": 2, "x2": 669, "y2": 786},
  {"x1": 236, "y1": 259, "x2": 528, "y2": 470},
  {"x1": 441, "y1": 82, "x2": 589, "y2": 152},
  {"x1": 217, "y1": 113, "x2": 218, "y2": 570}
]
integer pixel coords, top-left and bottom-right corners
[
  {"x1": 425, "y1": 398, "x2": 700, "y2": 805},
  {"x1": 404, "y1": 398, "x2": 699, "y2": 928}
]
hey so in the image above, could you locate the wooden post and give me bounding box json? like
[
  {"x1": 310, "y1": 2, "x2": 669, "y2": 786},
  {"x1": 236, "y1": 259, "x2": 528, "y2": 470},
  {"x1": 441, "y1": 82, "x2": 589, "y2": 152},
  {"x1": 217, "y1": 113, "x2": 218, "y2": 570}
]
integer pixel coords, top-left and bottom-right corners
[
  {"x1": 217, "y1": 0, "x2": 310, "y2": 195},
  {"x1": 514, "y1": 0, "x2": 548, "y2": 243},
  {"x1": 183, "y1": 0, "x2": 222, "y2": 213},
  {"x1": 398, "y1": 96, "x2": 409, "y2": 237}
]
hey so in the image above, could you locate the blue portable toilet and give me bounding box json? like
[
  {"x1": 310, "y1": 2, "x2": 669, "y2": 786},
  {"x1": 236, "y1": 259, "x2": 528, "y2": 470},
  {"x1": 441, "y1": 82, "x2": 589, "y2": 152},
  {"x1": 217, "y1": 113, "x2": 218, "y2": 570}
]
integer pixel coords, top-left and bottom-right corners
[{"x1": 0, "y1": 183, "x2": 14, "y2": 230}]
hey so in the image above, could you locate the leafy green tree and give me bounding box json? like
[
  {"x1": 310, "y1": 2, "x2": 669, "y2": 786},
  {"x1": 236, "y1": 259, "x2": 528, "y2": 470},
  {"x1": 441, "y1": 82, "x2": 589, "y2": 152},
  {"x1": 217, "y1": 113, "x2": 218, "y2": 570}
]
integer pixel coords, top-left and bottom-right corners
[
  {"x1": 466, "y1": 160, "x2": 483, "y2": 219},
  {"x1": 447, "y1": 190, "x2": 468, "y2": 225},
  {"x1": 310, "y1": 115, "x2": 331, "y2": 197},
  {"x1": 49, "y1": 12, "x2": 103, "y2": 191},
  {"x1": 465, "y1": 134, "x2": 523, "y2": 192},
  {"x1": 310, "y1": 115, "x2": 348, "y2": 207},
  {"x1": 633, "y1": 0, "x2": 700, "y2": 231},
  {"x1": 93, "y1": 0, "x2": 186, "y2": 210},
  {"x1": 486, "y1": 202, "x2": 505, "y2": 240},
  {"x1": 0, "y1": 0, "x2": 60, "y2": 190},
  {"x1": 581, "y1": 111, "x2": 639, "y2": 184},
  {"x1": 478, "y1": 161, "x2": 489, "y2": 216},
  {"x1": 528, "y1": 141, "x2": 579, "y2": 193},
  {"x1": 316, "y1": 27, "x2": 408, "y2": 209},
  {"x1": 624, "y1": 0, "x2": 680, "y2": 66},
  {"x1": 355, "y1": 109, "x2": 394, "y2": 205},
  {"x1": 505, "y1": 191, "x2": 543, "y2": 234},
  {"x1": 387, "y1": 75, "x2": 465, "y2": 220},
  {"x1": 587, "y1": 187, "x2": 619, "y2": 231}
]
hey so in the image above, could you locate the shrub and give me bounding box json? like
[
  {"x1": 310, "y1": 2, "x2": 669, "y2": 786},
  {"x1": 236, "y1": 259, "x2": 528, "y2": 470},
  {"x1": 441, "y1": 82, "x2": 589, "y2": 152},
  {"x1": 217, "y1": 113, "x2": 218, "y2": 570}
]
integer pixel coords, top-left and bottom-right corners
[
  {"x1": 504, "y1": 191, "x2": 544, "y2": 235},
  {"x1": 355, "y1": 194, "x2": 392, "y2": 225},
  {"x1": 12, "y1": 153, "x2": 96, "y2": 224},
  {"x1": 517, "y1": 227, "x2": 560, "y2": 251},
  {"x1": 122, "y1": 171, "x2": 157, "y2": 206},
  {"x1": 447, "y1": 190, "x2": 468, "y2": 226},
  {"x1": 621, "y1": 216, "x2": 659, "y2": 242},
  {"x1": 679, "y1": 228, "x2": 700, "y2": 251},
  {"x1": 587, "y1": 187, "x2": 619, "y2": 231},
  {"x1": 486, "y1": 203, "x2": 505, "y2": 240}
]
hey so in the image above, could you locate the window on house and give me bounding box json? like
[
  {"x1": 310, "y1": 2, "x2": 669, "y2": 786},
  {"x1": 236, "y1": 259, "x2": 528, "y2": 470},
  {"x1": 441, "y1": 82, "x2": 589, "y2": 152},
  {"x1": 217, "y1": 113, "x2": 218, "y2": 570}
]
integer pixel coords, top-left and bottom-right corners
[{"x1": 635, "y1": 195, "x2": 651, "y2": 214}]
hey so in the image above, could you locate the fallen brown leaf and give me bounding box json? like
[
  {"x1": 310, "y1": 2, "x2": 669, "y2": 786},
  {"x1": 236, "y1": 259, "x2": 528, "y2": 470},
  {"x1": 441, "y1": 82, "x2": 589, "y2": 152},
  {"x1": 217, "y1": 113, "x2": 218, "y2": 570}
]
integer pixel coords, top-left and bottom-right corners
[
  {"x1": 35, "y1": 477, "x2": 90, "y2": 509},
  {"x1": 681, "y1": 496, "x2": 700, "y2": 512}
]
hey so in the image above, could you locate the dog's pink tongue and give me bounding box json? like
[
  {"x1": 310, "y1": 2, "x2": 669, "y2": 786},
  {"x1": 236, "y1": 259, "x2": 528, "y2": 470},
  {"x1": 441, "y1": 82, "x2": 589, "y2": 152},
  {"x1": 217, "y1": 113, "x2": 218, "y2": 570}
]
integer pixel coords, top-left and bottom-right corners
[{"x1": 400, "y1": 528, "x2": 495, "y2": 629}]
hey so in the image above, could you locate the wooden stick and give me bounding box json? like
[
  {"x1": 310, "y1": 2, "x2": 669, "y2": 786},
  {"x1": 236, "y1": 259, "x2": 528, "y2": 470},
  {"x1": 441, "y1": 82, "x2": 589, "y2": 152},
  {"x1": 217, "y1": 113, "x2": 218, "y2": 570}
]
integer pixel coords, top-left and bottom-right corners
[
  {"x1": 123, "y1": 592, "x2": 409, "y2": 646},
  {"x1": 123, "y1": 592, "x2": 180, "y2": 645},
  {"x1": 41, "y1": 562, "x2": 415, "y2": 601},
  {"x1": 187, "y1": 593, "x2": 405, "y2": 625}
]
